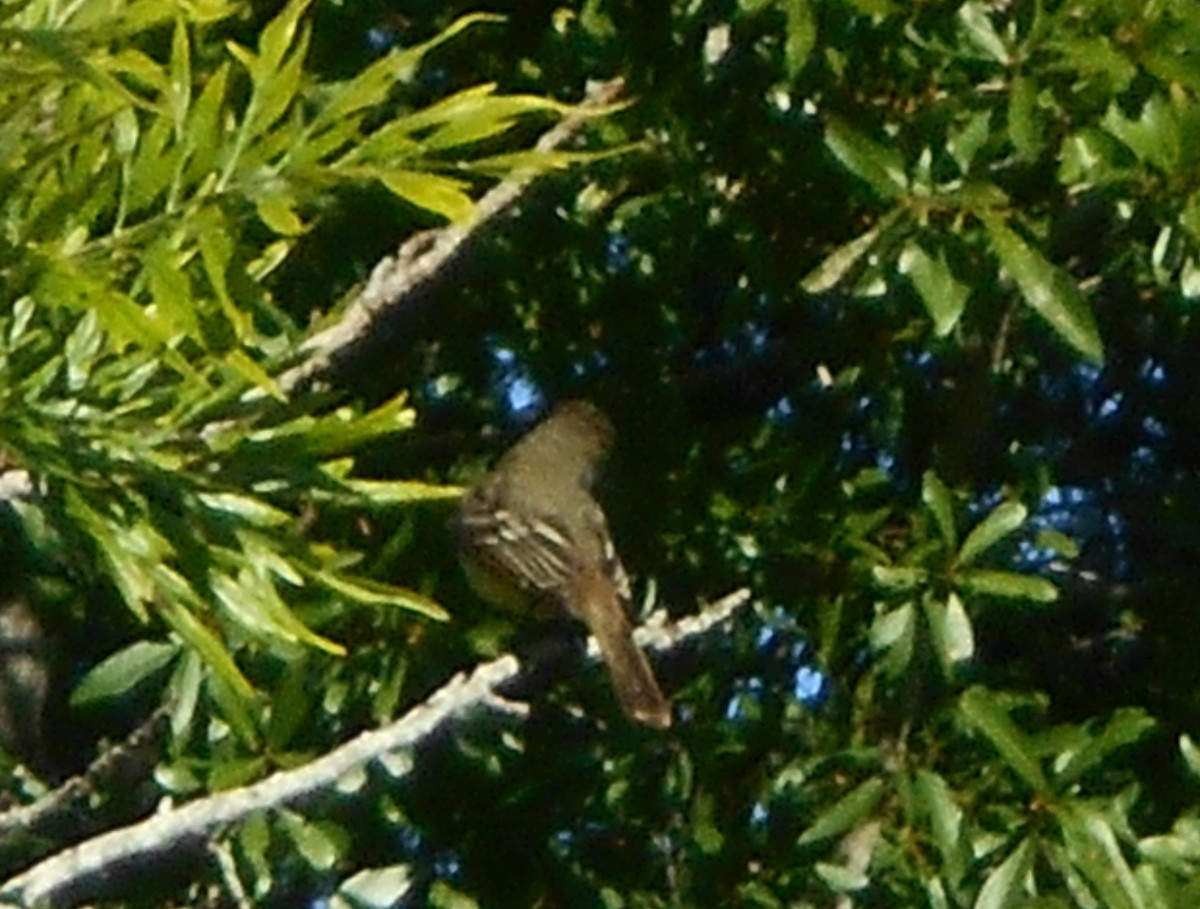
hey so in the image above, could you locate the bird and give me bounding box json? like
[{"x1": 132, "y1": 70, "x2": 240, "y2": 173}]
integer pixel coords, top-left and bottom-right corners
[{"x1": 453, "y1": 401, "x2": 671, "y2": 729}]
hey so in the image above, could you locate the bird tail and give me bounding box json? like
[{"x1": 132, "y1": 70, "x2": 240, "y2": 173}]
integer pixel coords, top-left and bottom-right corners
[{"x1": 571, "y1": 570, "x2": 671, "y2": 729}]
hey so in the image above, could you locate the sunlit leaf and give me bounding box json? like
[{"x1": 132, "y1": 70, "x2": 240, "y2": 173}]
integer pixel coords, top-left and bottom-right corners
[
  {"x1": 983, "y1": 214, "x2": 1104, "y2": 363},
  {"x1": 921, "y1": 471, "x2": 957, "y2": 549},
  {"x1": 334, "y1": 864, "x2": 414, "y2": 909},
  {"x1": 313, "y1": 570, "x2": 449, "y2": 621},
  {"x1": 70, "y1": 639, "x2": 179, "y2": 706},
  {"x1": 925, "y1": 593, "x2": 975, "y2": 673},
  {"x1": 958, "y1": 501, "x2": 1026, "y2": 565},
  {"x1": 899, "y1": 242, "x2": 969, "y2": 337},
  {"x1": 825, "y1": 117, "x2": 908, "y2": 198},
  {"x1": 958, "y1": 570, "x2": 1058, "y2": 603},
  {"x1": 378, "y1": 169, "x2": 475, "y2": 223}
]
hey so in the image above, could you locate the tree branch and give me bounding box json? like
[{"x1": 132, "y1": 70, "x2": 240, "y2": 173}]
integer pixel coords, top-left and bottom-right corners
[
  {"x1": 276, "y1": 76, "x2": 628, "y2": 396},
  {"x1": 1, "y1": 588, "x2": 751, "y2": 908}
]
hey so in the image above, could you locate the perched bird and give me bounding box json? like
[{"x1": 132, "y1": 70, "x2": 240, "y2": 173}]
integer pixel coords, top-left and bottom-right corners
[{"x1": 454, "y1": 401, "x2": 670, "y2": 729}]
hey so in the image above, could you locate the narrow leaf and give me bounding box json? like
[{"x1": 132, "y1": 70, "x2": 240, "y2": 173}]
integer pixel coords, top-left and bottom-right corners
[
  {"x1": 155, "y1": 586, "x2": 256, "y2": 699},
  {"x1": 922, "y1": 470, "x2": 957, "y2": 549},
  {"x1": 983, "y1": 215, "x2": 1104, "y2": 363},
  {"x1": 958, "y1": 501, "x2": 1026, "y2": 566},
  {"x1": 825, "y1": 118, "x2": 908, "y2": 198},
  {"x1": 925, "y1": 592, "x2": 975, "y2": 673},
  {"x1": 899, "y1": 242, "x2": 969, "y2": 337},
  {"x1": 958, "y1": 570, "x2": 1058, "y2": 603},
  {"x1": 314, "y1": 570, "x2": 449, "y2": 621},
  {"x1": 783, "y1": 0, "x2": 816, "y2": 78},
  {"x1": 974, "y1": 838, "x2": 1032, "y2": 909},
  {"x1": 960, "y1": 687, "x2": 1051, "y2": 796},
  {"x1": 797, "y1": 777, "x2": 886, "y2": 845},
  {"x1": 71, "y1": 640, "x2": 179, "y2": 706},
  {"x1": 379, "y1": 170, "x2": 475, "y2": 223},
  {"x1": 1055, "y1": 709, "x2": 1155, "y2": 787}
]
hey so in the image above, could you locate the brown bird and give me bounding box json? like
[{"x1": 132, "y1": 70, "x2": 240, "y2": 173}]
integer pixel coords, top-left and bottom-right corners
[{"x1": 454, "y1": 401, "x2": 671, "y2": 729}]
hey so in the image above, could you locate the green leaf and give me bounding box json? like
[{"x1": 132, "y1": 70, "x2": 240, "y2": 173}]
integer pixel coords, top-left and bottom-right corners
[
  {"x1": 957, "y1": 1, "x2": 1009, "y2": 64},
  {"x1": 20, "y1": 27, "x2": 156, "y2": 111},
  {"x1": 803, "y1": 225, "x2": 882, "y2": 293},
  {"x1": 922, "y1": 471, "x2": 957, "y2": 549},
  {"x1": 947, "y1": 110, "x2": 991, "y2": 175},
  {"x1": 1102, "y1": 95, "x2": 1181, "y2": 174},
  {"x1": 1057, "y1": 128, "x2": 1124, "y2": 186},
  {"x1": 1007, "y1": 76, "x2": 1042, "y2": 161},
  {"x1": 198, "y1": 492, "x2": 292, "y2": 526},
  {"x1": 899, "y1": 242, "x2": 969, "y2": 337},
  {"x1": 465, "y1": 147, "x2": 624, "y2": 177},
  {"x1": 320, "y1": 14, "x2": 505, "y2": 129},
  {"x1": 1058, "y1": 807, "x2": 1144, "y2": 909},
  {"x1": 279, "y1": 809, "x2": 343, "y2": 871},
  {"x1": 825, "y1": 118, "x2": 908, "y2": 198},
  {"x1": 871, "y1": 565, "x2": 926, "y2": 591},
  {"x1": 257, "y1": 0, "x2": 313, "y2": 78},
  {"x1": 184, "y1": 62, "x2": 230, "y2": 181},
  {"x1": 143, "y1": 241, "x2": 201, "y2": 338},
  {"x1": 167, "y1": 16, "x2": 191, "y2": 135},
  {"x1": 797, "y1": 777, "x2": 886, "y2": 845},
  {"x1": 334, "y1": 865, "x2": 414, "y2": 909},
  {"x1": 1055, "y1": 709, "x2": 1155, "y2": 787},
  {"x1": 1181, "y1": 734, "x2": 1200, "y2": 782},
  {"x1": 248, "y1": 28, "x2": 309, "y2": 140},
  {"x1": 396, "y1": 84, "x2": 569, "y2": 136},
  {"x1": 340, "y1": 479, "x2": 464, "y2": 504},
  {"x1": 915, "y1": 771, "x2": 966, "y2": 871},
  {"x1": 924, "y1": 592, "x2": 975, "y2": 673},
  {"x1": 155, "y1": 580, "x2": 256, "y2": 700},
  {"x1": 957, "y1": 569, "x2": 1058, "y2": 603},
  {"x1": 871, "y1": 602, "x2": 915, "y2": 677},
  {"x1": 958, "y1": 501, "x2": 1026, "y2": 565},
  {"x1": 974, "y1": 838, "x2": 1032, "y2": 909},
  {"x1": 378, "y1": 170, "x2": 475, "y2": 223},
  {"x1": 313, "y1": 570, "x2": 449, "y2": 621},
  {"x1": 1033, "y1": 528, "x2": 1078, "y2": 560},
  {"x1": 240, "y1": 393, "x2": 417, "y2": 458},
  {"x1": 960, "y1": 687, "x2": 1051, "y2": 796},
  {"x1": 210, "y1": 568, "x2": 347, "y2": 656},
  {"x1": 70, "y1": 640, "x2": 179, "y2": 706},
  {"x1": 429, "y1": 880, "x2": 480, "y2": 909},
  {"x1": 1055, "y1": 34, "x2": 1137, "y2": 90},
  {"x1": 168, "y1": 649, "x2": 204, "y2": 741},
  {"x1": 65, "y1": 489, "x2": 164, "y2": 620},
  {"x1": 982, "y1": 215, "x2": 1104, "y2": 363},
  {"x1": 782, "y1": 0, "x2": 816, "y2": 79},
  {"x1": 692, "y1": 791, "x2": 725, "y2": 854},
  {"x1": 255, "y1": 192, "x2": 305, "y2": 236},
  {"x1": 238, "y1": 811, "x2": 273, "y2": 890},
  {"x1": 814, "y1": 861, "x2": 868, "y2": 893},
  {"x1": 63, "y1": 309, "x2": 105, "y2": 390}
]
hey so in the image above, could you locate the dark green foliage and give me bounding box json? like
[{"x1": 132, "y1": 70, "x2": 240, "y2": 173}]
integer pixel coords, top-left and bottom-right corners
[{"x1": 5, "y1": 0, "x2": 1200, "y2": 907}]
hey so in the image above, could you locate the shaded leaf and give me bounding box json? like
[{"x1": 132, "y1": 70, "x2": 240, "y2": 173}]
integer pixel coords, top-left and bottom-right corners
[
  {"x1": 960, "y1": 687, "x2": 1051, "y2": 796},
  {"x1": 798, "y1": 777, "x2": 886, "y2": 845}
]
